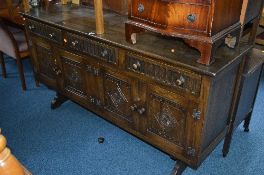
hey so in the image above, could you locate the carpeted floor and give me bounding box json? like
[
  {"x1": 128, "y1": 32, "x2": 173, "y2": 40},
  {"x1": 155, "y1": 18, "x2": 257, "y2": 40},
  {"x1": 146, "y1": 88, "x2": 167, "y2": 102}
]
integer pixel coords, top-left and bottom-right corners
[{"x1": 0, "y1": 56, "x2": 263, "y2": 175}]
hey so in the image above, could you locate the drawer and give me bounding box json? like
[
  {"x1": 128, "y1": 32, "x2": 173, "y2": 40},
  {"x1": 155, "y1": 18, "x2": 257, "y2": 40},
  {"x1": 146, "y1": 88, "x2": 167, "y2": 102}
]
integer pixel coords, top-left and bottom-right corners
[
  {"x1": 131, "y1": 0, "x2": 210, "y2": 32},
  {"x1": 27, "y1": 19, "x2": 62, "y2": 44},
  {"x1": 125, "y1": 52, "x2": 202, "y2": 96},
  {"x1": 64, "y1": 32, "x2": 117, "y2": 64}
]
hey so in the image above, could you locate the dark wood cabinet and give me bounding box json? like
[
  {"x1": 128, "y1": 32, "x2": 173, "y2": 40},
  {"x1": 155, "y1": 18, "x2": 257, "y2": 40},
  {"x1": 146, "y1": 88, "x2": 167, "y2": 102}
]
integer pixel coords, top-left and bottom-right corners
[{"x1": 22, "y1": 5, "x2": 257, "y2": 175}]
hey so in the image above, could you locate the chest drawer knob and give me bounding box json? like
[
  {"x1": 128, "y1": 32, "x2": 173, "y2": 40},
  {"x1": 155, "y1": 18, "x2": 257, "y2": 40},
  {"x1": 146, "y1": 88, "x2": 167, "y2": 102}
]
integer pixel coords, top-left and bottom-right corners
[
  {"x1": 137, "y1": 107, "x2": 146, "y2": 115},
  {"x1": 138, "y1": 4, "x2": 144, "y2": 13},
  {"x1": 187, "y1": 14, "x2": 196, "y2": 23},
  {"x1": 176, "y1": 76, "x2": 185, "y2": 86},
  {"x1": 132, "y1": 61, "x2": 141, "y2": 70},
  {"x1": 71, "y1": 40, "x2": 79, "y2": 47}
]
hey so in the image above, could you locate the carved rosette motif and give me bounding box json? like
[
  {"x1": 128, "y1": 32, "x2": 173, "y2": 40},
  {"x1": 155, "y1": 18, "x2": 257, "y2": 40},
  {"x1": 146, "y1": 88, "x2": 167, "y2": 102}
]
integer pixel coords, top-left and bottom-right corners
[
  {"x1": 155, "y1": 108, "x2": 177, "y2": 129},
  {"x1": 104, "y1": 74, "x2": 132, "y2": 122},
  {"x1": 148, "y1": 94, "x2": 186, "y2": 146},
  {"x1": 62, "y1": 57, "x2": 86, "y2": 97},
  {"x1": 107, "y1": 84, "x2": 128, "y2": 108}
]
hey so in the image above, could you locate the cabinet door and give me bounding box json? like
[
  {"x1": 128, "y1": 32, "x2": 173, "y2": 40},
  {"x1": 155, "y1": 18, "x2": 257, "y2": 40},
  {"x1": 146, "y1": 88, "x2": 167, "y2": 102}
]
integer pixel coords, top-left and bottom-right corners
[
  {"x1": 31, "y1": 38, "x2": 58, "y2": 89},
  {"x1": 102, "y1": 71, "x2": 138, "y2": 130},
  {"x1": 56, "y1": 50, "x2": 103, "y2": 108},
  {"x1": 145, "y1": 85, "x2": 198, "y2": 157}
]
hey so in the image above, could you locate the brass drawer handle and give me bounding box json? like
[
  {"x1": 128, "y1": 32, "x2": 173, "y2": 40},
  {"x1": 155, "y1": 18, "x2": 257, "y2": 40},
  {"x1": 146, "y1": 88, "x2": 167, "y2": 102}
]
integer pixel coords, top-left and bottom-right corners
[
  {"x1": 187, "y1": 14, "x2": 196, "y2": 23},
  {"x1": 138, "y1": 4, "x2": 144, "y2": 13},
  {"x1": 132, "y1": 61, "x2": 141, "y2": 70},
  {"x1": 176, "y1": 76, "x2": 185, "y2": 86},
  {"x1": 71, "y1": 40, "x2": 79, "y2": 47}
]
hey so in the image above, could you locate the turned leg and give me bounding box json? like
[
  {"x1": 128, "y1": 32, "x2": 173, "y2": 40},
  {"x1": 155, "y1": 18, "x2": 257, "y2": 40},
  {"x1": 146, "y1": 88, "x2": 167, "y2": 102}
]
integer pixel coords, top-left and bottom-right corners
[
  {"x1": 51, "y1": 92, "x2": 68, "y2": 109},
  {"x1": 243, "y1": 111, "x2": 253, "y2": 132},
  {"x1": 0, "y1": 52, "x2": 7, "y2": 78},
  {"x1": 171, "y1": 161, "x2": 187, "y2": 175},
  {"x1": 125, "y1": 22, "x2": 145, "y2": 44},
  {"x1": 183, "y1": 39, "x2": 214, "y2": 66}
]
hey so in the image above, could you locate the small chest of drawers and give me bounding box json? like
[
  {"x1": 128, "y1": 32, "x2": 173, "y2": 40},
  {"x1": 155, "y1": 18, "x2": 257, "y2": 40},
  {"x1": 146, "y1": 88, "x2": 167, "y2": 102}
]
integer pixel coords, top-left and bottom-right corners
[{"x1": 126, "y1": 0, "x2": 244, "y2": 65}]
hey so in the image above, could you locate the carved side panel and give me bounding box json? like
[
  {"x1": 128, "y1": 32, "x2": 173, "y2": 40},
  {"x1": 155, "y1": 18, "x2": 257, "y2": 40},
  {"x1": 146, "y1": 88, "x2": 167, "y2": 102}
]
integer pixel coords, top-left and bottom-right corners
[
  {"x1": 103, "y1": 73, "x2": 133, "y2": 122},
  {"x1": 60, "y1": 56, "x2": 87, "y2": 98},
  {"x1": 147, "y1": 93, "x2": 187, "y2": 147}
]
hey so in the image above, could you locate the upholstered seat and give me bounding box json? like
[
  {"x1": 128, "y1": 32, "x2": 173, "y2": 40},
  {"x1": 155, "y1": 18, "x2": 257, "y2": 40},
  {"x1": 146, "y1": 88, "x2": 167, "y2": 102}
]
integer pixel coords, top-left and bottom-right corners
[
  {"x1": 12, "y1": 30, "x2": 28, "y2": 52},
  {"x1": 0, "y1": 19, "x2": 30, "y2": 90}
]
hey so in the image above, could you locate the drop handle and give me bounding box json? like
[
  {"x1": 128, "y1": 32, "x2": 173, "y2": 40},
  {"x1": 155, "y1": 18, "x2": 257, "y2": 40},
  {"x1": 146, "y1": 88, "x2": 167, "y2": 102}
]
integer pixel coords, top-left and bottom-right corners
[
  {"x1": 137, "y1": 107, "x2": 146, "y2": 115},
  {"x1": 130, "y1": 104, "x2": 138, "y2": 111},
  {"x1": 132, "y1": 61, "x2": 141, "y2": 70}
]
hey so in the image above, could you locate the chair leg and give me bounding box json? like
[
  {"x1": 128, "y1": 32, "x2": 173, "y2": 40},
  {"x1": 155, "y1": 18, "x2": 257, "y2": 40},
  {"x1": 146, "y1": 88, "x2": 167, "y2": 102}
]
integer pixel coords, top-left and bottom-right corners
[
  {"x1": 0, "y1": 52, "x2": 7, "y2": 78},
  {"x1": 16, "y1": 58, "x2": 26, "y2": 91}
]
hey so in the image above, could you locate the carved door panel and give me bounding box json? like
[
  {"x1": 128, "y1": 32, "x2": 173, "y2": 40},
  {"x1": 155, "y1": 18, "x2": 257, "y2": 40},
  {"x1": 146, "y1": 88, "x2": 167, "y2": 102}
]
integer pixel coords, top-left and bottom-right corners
[
  {"x1": 145, "y1": 85, "x2": 198, "y2": 157},
  {"x1": 56, "y1": 50, "x2": 104, "y2": 107},
  {"x1": 102, "y1": 71, "x2": 137, "y2": 129},
  {"x1": 31, "y1": 38, "x2": 57, "y2": 88}
]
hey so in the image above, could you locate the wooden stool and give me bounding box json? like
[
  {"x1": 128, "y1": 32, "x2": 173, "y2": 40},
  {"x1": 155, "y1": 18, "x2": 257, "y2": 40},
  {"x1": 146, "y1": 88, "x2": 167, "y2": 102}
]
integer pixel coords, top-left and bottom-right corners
[{"x1": 0, "y1": 129, "x2": 32, "y2": 175}]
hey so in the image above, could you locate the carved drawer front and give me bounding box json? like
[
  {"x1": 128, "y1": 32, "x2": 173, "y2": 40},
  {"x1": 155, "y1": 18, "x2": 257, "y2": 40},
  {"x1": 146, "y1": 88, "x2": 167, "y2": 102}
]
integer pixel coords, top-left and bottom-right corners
[
  {"x1": 103, "y1": 72, "x2": 136, "y2": 128},
  {"x1": 32, "y1": 40, "x2": 57, "y2": 88},
  {"x1": 145, "y1": 86, "x2": 198, "y2": 156},
  {"x1": 131, "y1": 0, "x2": 210, "y2": 33},
  {"x1": 64, "y1": 32, "x2": 117, "y2": 64},
  {"x1": 27, "y1": 19, "x2": 62, "y2": 44},
  {"x1": 126, "y1": 53, "x2": 201, "y2": 96}
]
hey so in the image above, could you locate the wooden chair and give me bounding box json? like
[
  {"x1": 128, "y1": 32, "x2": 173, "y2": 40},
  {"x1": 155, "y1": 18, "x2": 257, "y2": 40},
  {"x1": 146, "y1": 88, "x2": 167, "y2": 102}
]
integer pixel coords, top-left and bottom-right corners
[{"x1": 0, "y1": 19, "x2": 30, "y2": 90}]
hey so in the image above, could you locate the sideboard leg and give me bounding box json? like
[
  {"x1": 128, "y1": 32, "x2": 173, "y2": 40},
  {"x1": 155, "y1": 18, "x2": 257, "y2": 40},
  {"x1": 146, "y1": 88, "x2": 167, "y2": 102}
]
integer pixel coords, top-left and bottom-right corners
[
  {"x1": 171, "y1": 161, "x2": 187, "y2": 175},
  {"x1": 51, "y1": 92, "x2": 68, "y2": 109},
  {"x1": 243, "y1": 111, "x2": 253, "y2": 132}
]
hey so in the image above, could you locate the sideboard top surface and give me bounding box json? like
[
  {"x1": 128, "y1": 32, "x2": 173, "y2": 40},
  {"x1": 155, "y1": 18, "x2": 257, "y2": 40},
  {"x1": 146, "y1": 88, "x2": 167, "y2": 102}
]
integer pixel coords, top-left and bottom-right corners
[{"x1": 22, "y1": 4, "x2": 252, "y2": 76}]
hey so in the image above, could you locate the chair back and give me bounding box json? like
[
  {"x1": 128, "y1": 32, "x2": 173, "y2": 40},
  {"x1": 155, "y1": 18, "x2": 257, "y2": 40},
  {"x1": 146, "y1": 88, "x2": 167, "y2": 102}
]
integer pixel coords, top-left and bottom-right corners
[{"x1": 0, "y1": 20, "x2": 18, "y2": 59}]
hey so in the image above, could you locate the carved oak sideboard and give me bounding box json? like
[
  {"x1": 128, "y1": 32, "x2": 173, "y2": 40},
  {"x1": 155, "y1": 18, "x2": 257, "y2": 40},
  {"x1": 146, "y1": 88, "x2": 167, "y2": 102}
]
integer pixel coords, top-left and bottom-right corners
[{"x1": 22, "y1": 5, "x2": 252, "y2": 175}]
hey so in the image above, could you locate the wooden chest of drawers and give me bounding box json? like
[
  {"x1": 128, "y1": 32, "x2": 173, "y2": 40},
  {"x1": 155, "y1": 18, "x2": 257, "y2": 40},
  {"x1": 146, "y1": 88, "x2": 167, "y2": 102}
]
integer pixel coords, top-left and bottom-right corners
[
  {"x1": 22, "y1": 5, "x2": 253, "y2": 175},
  {"x1": 126, "y1": 0, "x2": 244, "y2": 65}
]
